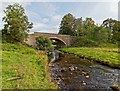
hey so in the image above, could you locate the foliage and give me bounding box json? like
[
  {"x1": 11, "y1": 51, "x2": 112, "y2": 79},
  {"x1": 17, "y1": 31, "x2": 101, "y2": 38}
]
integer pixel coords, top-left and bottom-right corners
[
  {"x1": 2, "y1": 3, "x2": 33, "y2": 43},
  {"x1": 2, "y1": 43, "x2": 56, "y2": 89},
  {"x1": 91, "y1": 26, "x2": 110, "y2": 43},
  {"x1": 60, "y1": 47, "x2": 120, "y2": 68},
  {"x1": 83, "y1": 17, "x2": 95, "y2": 37},
  {"x1": 102, "y1": 18, "x2": 120, "y2": 43},
  {"x1": 72, "y1": 17, "x2": 83, "y2": 36},
  {"x1": 73, "y1": 36, "x2": 98, "y2": 47},
  {"x1": 59, "y1": 13, "x2": 120, "y2": 47},
  {"x1": 0, "y1": 30, "x2": 2, "y2": 42},
  {"x1": 59, "y1": 13, "x2": 75, "y2": 36},
  {"x1": 112, "y1": 20, "x2": 120, "y2": 43},
  {"x1": 36, "y1": 35, "x2": 52, "y2": 50}
]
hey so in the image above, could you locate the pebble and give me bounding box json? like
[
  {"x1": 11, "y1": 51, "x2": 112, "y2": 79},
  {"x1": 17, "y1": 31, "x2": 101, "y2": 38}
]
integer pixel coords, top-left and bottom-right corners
[
  {"x1": 83, "y1": 83, "x2": 86, "y2": 85},
  {"x1": 69, "y1": 66, "x2": 75, "y2": 71},
  {"x1": 110, "y1": 85, "x2": 120, "y2": 91},
  {"x1": 75, "y1": 66, "x2": 78, "y2": 70},
  {"x1": 82, "y1": 71, "x2": 87, "y2": 75},
  {"x1": 85, "y1": 75, "x2": 90, "y2": 78},
  {"x1": 82, "y1": 81, "x2": 87, "y2": 85},
  {"x1": 49, "y1": 64, "x2": 54, "y2": 67}
]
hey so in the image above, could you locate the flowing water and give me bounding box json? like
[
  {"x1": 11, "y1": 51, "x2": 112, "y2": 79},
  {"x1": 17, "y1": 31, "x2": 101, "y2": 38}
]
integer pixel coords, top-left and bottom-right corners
[{"x1": 48, "y1": 50, "x2": 120, "y2": 91}]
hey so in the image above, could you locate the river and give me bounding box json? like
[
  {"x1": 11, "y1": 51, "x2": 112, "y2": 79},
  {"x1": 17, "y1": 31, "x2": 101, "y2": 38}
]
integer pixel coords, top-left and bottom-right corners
[{"x1": 48, "y1": 50, "x2": 120, "y2": 90}]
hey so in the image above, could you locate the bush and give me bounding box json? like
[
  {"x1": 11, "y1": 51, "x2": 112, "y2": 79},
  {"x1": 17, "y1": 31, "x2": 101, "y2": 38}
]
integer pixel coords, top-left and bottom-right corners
[
  {"x1": 73, "y1": 36, "x2": 98, "y2": 47},
  {"x1": 36, "y1": 35, "x2": 52, "y2": 50},
  {"x1": 79, "y1": 39, "x2": 98, "y2": 47}
]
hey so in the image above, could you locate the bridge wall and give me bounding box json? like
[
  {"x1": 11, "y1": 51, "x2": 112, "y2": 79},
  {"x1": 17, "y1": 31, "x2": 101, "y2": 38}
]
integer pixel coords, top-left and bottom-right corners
[{"x1": 25, "y1": 32, "x2": 73, "y2": 47}]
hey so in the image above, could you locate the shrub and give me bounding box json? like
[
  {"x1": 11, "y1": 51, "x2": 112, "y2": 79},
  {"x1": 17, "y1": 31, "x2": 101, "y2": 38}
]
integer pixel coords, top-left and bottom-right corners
[
  {"x1": 36, "y1": 35, "x2": 52, "y2": 50},
  {"x1": 73, "y1": 36, "x2": 98, "y2": 47}
]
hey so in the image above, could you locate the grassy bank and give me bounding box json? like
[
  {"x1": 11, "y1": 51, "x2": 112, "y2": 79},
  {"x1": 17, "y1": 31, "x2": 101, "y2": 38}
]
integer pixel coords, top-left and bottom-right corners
[
  {"x1": 60, "y1": 47, "x2": 120, "y2": 68},
  {"x1": 2, "y1": 43, "x2": 56, "y2": 89}
]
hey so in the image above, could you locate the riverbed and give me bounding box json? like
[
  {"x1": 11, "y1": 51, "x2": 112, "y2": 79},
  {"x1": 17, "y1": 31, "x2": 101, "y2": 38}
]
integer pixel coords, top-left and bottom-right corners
[{"x1": 48, "y1": 50, "x2": 120, "y2": 90}]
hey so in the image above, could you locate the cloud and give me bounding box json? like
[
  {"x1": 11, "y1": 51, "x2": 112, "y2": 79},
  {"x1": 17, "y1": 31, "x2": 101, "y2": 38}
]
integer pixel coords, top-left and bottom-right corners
[
  {"x1": 31, "y1": 23, "x2": 59, "y2": 33},
  {"x1": 78, "y1": 2, "x2": 118, "y2": 24},
  {"x1": 42, "y1": 18, "x2": 49, "y2": 23},
  {"x1": 1, "y1": 0, "x2": 120, "y2": 2},
  {"x1": 2, "y1": 2, "x2": 31, "y2": 9},
  {"x1": 32, "y1": 23, "x2": 46, "y2": 30},
  {"x1": 51, "y1": 15, "x2": 62, "y2": 22},
  {"x1": 38, "y1": 3, "x2": 57, "y2": 17},
  {"x1": 109, "y1": 2, "x2": 118, "y2": 19},
  {"x1": 26, "y1": 10, "x2": 41, "y2": 21},
  {"x1": 28, "y1": 2, "x2": 61, "y2": 33},
  {"x1": 36, "y1": 3, "x2": 62, "y2": 22},
  {"x1": 95, "y1": 19, "x2": 103, "y2": 25}
]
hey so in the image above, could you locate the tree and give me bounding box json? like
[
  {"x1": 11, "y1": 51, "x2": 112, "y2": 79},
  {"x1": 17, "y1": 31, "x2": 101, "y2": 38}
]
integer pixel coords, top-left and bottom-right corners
[
  {"x1": 2, "y1": 3, "x2": 33, "y2": 43},
  {"x1": 72, "y1": 17, "x2": 84, "y2": 36},
  {"x1": 112, "y1": 20, "x2": 120, "y2": 43},
  {"x1": 91, "y1": 26, "x2": 110, "y2": 43},
  {"x1": 102, "y1": 18, "x2": 120, "y2": 43},
  {"x1": 102, "y1": 18, "x2": 114, "y2": 42},
  {"x1": 59, "y1": 13, "x2": 75, "y2": 36},
  {"x1": 83, "y1": 17, "x2": 95, "y2": 38},
  {"x1": 36, "y1": 36, "x2": 52, "y2": 50}
]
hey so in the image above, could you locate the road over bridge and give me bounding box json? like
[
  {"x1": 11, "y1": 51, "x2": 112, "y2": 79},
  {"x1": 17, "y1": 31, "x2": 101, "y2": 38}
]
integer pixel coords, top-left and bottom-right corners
[{"x1": 25, "y1": 32, "x2": 75, "y2": 47}]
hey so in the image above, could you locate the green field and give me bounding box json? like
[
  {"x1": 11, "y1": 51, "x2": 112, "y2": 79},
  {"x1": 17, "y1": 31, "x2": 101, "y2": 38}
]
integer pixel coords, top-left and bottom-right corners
[
  {"x1": 2, "y1": 43, "x2": 56, "y2": 89},
  {"x1": 60, "y1": 47, "x2": 120, "y2": 68}
]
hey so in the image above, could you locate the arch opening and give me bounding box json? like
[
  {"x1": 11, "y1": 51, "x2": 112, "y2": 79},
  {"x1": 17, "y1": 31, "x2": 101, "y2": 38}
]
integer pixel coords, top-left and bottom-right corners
[{"x1": 49, "y1": 37, "x2": 67, "y2": 48}]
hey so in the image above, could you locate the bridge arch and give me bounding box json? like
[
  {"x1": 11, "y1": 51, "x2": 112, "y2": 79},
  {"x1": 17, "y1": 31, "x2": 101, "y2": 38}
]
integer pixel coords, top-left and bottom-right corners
[
  {"x1": 25, "y1": 32, "x2": 76, "y2": 47},
  {"x1": 49, "y1": 37, "x2": 67, "y2": 47}
]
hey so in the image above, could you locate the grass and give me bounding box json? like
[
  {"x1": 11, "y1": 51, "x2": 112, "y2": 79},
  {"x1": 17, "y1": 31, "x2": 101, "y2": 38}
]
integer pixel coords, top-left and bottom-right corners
[
  {"x1": 60, "y1": 47, "x2": 120, "y2": 68},
  {"x1": 2, "y1": 43, "x2": 56, "y2": 89}
]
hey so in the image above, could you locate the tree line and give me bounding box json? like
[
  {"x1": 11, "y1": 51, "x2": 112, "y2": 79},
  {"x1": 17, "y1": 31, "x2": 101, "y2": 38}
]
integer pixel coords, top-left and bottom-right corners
[{"x1": 59, "y1": 13, "x2": 120, "y2": 46}]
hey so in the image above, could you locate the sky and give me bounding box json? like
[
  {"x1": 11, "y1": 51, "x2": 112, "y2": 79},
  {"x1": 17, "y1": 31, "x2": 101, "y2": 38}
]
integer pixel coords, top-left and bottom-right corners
[
  {"x1": 118, "y1": 1, "x2": 120, "y2": 21},
  {"x1": 0, "y1": 0, "x2": 119, "y2": 34}
]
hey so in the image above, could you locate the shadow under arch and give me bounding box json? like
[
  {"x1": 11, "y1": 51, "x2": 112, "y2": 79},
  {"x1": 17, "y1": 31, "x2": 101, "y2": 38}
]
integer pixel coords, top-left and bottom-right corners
[{"x1": 49, "y1": 37, "x2": 67, "y2": 47}]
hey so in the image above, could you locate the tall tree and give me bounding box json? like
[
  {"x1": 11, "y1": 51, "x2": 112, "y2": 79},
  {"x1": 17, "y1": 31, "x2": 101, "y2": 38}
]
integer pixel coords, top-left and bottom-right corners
[
  {"x1": 83, "y1": 17, "x2": 95, "y2": 38},
  {"x1": 102, "y1": 18, "x2": 120, "y2": 43},
  {"x1": 72, "y1": 17, "x2": 83, "y2": 36},
  {"x1": 102, "y1": 18, "x2": 114, "y2": 41},
  {"x1": 2, "y1": 3, "x2": 33, "y2": 43},
  {"x1": 59, "y1": 13, "x2": 75, "y2": 36},
  {"x1": 83, "y1": 17, "x2": 95, "y2": 30}
]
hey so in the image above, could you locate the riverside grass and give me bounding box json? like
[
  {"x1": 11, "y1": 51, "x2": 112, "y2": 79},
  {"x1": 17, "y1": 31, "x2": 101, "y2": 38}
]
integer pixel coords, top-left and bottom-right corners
[
  {"x1": 2, "y1": 43, "x2": 56, "y2": 89},
  {"x1": 60, "y1": 47, "x2": 120, "y2": 68}
]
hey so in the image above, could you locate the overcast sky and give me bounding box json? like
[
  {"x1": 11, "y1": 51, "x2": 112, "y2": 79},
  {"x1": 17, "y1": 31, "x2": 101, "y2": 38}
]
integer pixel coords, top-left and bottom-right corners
[
  {"x1": 118, "y1": 1, "x2": 120, "y2": 21},
  {"x1": 0, "y1": 0, "x2": 119, "y2": 34}
]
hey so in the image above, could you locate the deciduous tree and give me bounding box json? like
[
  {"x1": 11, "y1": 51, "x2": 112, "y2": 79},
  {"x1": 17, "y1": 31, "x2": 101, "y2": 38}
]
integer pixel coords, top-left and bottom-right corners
[
  {"x1": 59, "y1": 13, "x2": 75, "y2": 36},
  {"x1": 2, "y1": 3, "x2": 33, "y2": 43}
]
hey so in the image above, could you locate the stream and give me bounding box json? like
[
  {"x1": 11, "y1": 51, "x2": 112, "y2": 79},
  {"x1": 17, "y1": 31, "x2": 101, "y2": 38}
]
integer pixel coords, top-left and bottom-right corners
[{"x1": 48, "y1": 50, "x2": 120, "y2": 91}]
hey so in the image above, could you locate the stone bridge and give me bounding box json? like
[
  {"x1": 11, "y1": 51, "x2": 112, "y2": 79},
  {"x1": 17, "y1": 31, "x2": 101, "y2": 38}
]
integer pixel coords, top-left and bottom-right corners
[{"x1": 25, "y1": 32, "x2": 75, "y2": 47}]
